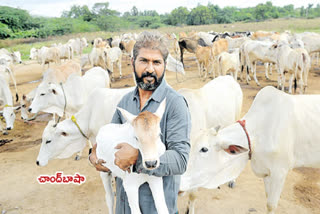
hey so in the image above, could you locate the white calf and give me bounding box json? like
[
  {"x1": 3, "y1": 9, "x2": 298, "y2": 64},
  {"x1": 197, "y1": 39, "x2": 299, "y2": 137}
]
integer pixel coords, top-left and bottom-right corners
[{"x1": 96, "y1": 99, "x2": 168, "y2": 214}]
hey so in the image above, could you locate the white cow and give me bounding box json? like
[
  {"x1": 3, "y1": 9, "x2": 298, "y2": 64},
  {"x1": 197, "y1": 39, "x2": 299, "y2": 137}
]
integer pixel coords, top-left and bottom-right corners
[
  {"x1": 36, "y1": 87, "x2": 134, "y2": 166},
  {"x1": 57, "y1": 43, "x2": 73, "y2": 61},
  {"x1": 178, "y1": 76, "x2": 243, "y2": 213},
  {"x1": 0, "y1": 48, "x2": 22, "y2": 64},
  {"x1": 240, "y1": 40, "x2": 277, "y2": 86},
  {"x1": 68, "y1": 37, "x2": 88, "y2": 56},
  {"x1": 178, "y1": 76, "x2": 242, "y2": 142},
  {"x1": 21, "y1": 61, "x2": 81, "y2": 121},
  {"x1": 29, "y1": 67, "x2": 110, "y2": 117},
  {"x1": 38, "y1": 46, "x2": 61, "y2": 68},
  {"x1": 272, "y1": 43, "x2": 310, "y2": 94},
  {"x1": 88, "y1": 47, "x2": 108, "y2": 69},
  {"x1": 180, "y1": 86, "x2": 320, "y2": 214},
  {"x1": 96, "y1": 100, "x2": 168, "y2": 214},
  {"x1": 0, "y1": 74, "x2": 16, "y2": 134},
  {"x1": 216, "y1": 48, "x2": 240, "y2": 81},
  {"x1": 105, "y1": 47, "x2": 122, "y2": 79}
]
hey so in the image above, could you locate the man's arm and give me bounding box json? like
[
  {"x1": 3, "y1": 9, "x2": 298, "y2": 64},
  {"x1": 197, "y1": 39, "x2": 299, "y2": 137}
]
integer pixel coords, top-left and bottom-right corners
[{"x1": 135, "y1": 96, "x2": 191, "y2": 177}]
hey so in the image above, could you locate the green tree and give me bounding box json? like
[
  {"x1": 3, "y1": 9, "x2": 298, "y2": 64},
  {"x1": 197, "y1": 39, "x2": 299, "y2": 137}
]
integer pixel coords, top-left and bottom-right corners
[
  {"x1": 187, "y1": 5, "x2": 211, "y2": 25},
  {"x1": 131, "y1": 6, "x2": 139, "y2": 16},
  {"x1": 92, "y1": 2, "x2": 119, "y2": 16},
  {"x1": 169, "y1": 7, "x2": 189, "y2": 26}
]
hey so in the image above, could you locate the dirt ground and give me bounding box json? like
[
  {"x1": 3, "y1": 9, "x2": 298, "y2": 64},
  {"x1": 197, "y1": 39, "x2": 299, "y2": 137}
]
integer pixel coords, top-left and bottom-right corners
[{"x1": 1, "y1": 52, "x2": 320, "y2": 214}]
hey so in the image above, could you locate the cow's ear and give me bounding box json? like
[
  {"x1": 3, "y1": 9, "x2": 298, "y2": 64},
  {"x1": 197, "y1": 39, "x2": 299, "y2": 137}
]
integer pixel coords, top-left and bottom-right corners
[
  {"x1": 223, "y1": 145, "x2": 248, "y2": 155},
  {"x1": 117, "y1": 107, "x2": 136, "y2": 124}
]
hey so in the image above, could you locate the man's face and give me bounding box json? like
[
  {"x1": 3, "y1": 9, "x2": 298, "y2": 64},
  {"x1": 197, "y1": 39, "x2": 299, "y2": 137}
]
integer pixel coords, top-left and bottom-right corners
[{"x1": 133, "y1": 48, "x2": 165, "y2": 91}]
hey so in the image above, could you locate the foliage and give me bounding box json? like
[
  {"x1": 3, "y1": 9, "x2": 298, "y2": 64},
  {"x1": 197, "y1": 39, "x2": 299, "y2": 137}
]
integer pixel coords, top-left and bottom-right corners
[{"x1": 1, "y1": 2, "x2": 320, "y2": 40}]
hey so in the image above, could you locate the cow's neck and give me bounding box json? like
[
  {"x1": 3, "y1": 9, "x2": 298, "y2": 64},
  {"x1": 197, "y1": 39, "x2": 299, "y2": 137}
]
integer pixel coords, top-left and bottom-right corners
[{"x1": 74, "y1": 107, "x2": 90, "y2": 138}]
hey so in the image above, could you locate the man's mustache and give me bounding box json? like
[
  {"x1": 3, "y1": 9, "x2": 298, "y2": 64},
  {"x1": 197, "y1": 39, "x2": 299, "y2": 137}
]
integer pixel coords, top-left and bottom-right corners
[{"x1": 140, "y1": 72, "x2": 157, "y2": 80}]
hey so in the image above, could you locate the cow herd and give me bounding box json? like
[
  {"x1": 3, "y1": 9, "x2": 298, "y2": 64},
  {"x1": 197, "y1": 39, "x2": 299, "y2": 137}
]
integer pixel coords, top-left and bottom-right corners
[{"x1": 1, "y1": 30, "x2": 320, "y2": 214}]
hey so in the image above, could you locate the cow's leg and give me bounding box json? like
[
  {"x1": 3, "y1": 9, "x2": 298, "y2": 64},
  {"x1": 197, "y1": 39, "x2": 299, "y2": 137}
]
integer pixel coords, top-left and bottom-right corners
[
  {"x1": 246, "y1": 65, "x2": 251, "y2": 84},
  {"x1": 234, "y1": 68, "x2": 239, "y2": 82},
  {"x1": 118, "y1": 59, "x2": 122, "y2": 79},
  {"x1": 100, "y1": 172, "x2": 114, "y2": 214},
  {"x1": 148, "y1": 177, "x2": 169, "y2": 214},
  {"x1": 265, "y1": 63, "x2": 270, "y2": 80},
  {"x1": 281, "y1": 72, "x2": 286, "y2": 91},
  {"x1": 288, "y1": 73, "x2": 294, "y2": 94},
  {"x1": 253, "y1": 62, "x2": 261, "y2": 86},
  {"x1": 263, "y1": 169, "x2": 288, "y2": 214},
  {"x1": 269, "y1": 63, "x2": 273, "y2": 75},
  {"x1": 197, "y1": 61, "x2": 201, "y2": 78},
  {"x1": 186, "y1": 191, "x2": 197, "y2": 214},
  {"x1": 123, "y1": 178, "x2": 141, "y2": 214}
]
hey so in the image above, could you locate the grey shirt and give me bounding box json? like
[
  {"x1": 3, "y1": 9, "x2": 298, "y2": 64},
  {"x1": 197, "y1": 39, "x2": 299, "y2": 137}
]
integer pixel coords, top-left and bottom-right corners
[{"x1": 111, "y1": 79, "x2": 191, "y2": 214}]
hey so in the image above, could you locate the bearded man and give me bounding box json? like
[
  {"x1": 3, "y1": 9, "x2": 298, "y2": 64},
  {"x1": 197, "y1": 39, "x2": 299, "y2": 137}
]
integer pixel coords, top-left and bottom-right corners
[{"x1": 89, "y1": 31, "x2": 191, "y2": 214}]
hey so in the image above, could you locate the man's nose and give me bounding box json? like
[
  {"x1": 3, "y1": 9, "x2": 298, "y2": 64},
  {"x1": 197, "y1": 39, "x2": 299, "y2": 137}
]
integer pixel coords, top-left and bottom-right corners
[{"x1": 146, "y1": 62, "x2": 155, "y2": 72}]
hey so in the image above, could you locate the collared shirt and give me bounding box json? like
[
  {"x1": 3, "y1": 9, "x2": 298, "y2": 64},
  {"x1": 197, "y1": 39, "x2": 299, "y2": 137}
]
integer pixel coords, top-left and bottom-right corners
[{"x1": 111, "y1": 79, "x2": 191, "y2": 214}]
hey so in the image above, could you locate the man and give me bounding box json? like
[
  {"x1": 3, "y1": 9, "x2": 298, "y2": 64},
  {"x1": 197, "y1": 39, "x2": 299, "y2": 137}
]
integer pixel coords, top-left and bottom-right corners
[{"x1": 89, "y1": 31, "x2": 191, "y2": 214}]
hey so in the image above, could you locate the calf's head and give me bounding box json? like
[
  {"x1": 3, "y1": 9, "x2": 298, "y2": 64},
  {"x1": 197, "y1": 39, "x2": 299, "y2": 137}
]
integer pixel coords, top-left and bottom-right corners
[{"x1": 118, "y1": 99, "x2": 166, "y2": 170}]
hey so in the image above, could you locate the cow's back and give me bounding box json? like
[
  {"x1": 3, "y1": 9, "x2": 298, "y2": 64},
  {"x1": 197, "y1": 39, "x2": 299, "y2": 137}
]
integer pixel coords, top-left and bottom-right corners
[{"x1": 244, "y1": 86, "x2": 320, "y2": 169}]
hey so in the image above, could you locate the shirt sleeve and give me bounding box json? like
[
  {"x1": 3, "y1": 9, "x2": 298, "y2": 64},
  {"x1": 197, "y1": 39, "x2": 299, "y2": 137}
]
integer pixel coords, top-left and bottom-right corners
[{"x1": 134, "y1": 95, "x2": 191, "y2": 177}]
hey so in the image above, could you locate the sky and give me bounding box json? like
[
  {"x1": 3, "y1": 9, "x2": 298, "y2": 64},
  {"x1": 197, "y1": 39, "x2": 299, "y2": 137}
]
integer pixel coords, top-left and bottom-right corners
[{"x1": 1, "y1": 0, "x2": 319, "y2": 17}]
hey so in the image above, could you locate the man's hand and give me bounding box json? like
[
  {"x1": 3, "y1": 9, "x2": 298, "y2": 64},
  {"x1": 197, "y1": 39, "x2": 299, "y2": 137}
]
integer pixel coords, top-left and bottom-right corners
[
  {"x1": 114, "y1": 143, "x2": 139, "y2": 173},
  {"x1": 89, "y1": 144, "x2": 110, "y2": 172}
]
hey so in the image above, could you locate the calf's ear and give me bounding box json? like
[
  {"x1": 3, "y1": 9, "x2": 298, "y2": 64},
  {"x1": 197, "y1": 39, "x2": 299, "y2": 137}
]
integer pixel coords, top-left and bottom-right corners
[{"x1": 117, "y1": 107, "x2": 136, "y2": 124}]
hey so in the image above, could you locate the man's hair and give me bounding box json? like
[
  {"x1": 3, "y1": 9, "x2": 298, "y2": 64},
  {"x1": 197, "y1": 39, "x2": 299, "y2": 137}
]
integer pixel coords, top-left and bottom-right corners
[{"x1": 132, "y1": 31, "x2": 169, "y2": 63}]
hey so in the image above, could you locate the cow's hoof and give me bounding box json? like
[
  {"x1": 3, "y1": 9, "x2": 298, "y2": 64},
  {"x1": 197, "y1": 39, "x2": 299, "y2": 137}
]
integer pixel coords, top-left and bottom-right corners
[
  {"x1": 228, "y1": 181, "x2": 236, "y2": 189},
  {"x1": 74, "y1": 155, "x2": 81, "y2": 161},
  {"x1": 3, "y1": 131, "x2": 8, "y2": 135},
  {"x1": 185, "y1": 207, "x2": 189, "y2": 214}
]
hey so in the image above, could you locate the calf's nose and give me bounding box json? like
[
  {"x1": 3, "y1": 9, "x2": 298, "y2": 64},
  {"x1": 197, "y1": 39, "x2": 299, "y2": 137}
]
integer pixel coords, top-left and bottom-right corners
[
  {"x1": 6, "y1": 127, "x2": 11, "y2": 130},
  {"x1": 145, "y1": 160, "x2": 157, "y2": 169}
]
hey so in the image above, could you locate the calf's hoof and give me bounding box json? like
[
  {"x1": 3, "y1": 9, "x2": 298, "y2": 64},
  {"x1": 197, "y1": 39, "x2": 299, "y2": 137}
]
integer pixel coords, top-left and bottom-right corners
[
  {"x1": 228, "y1": 181, "x2": 236, "y2": 189},
  {"x1": 74, "y1": 155, "x2": 81, "y2": 161}
]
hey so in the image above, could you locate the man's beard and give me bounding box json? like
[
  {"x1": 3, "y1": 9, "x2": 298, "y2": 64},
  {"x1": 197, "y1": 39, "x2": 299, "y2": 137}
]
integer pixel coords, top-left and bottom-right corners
[{"x1": 133, "y1": 66, "x2": 165, "y2": 91}]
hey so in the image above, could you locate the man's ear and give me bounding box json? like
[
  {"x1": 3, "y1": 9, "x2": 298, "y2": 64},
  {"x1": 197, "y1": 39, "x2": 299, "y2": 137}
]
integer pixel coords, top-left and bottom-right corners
[{"x1": 117, "y1": 107, "x2": 136, "y2": 124}]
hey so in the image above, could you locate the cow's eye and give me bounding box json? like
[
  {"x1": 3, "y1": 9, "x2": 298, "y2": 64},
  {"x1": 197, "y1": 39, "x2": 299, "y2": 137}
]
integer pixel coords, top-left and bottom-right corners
[
  {"x1": 46, "y1": 140, "x2": 51, "y2": 144},
  {"x1": 22, "y1": 104, "x2": 26, "y2": 108},
  {"x1": 40, "y1": 93, "x2": 45, "y2": 96},
  {"x1": 134, "y1": 136, "x2": 138, "y2": 141},
  {"x1": 200, "y1": 147, "x2": 208, "y2": 153},
  {"x1": 61, "y1": 132, "x2": 68, "y2": 137}
]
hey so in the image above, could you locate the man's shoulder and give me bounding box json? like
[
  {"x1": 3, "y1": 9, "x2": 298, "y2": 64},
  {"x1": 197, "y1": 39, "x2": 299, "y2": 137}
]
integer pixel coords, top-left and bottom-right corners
[
  {"x1": 117, "y1": 89, "x2": 135, "y2": 107},
  {"x1": 164, "y1": 86, "x2": 189, "y2": 109}
]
